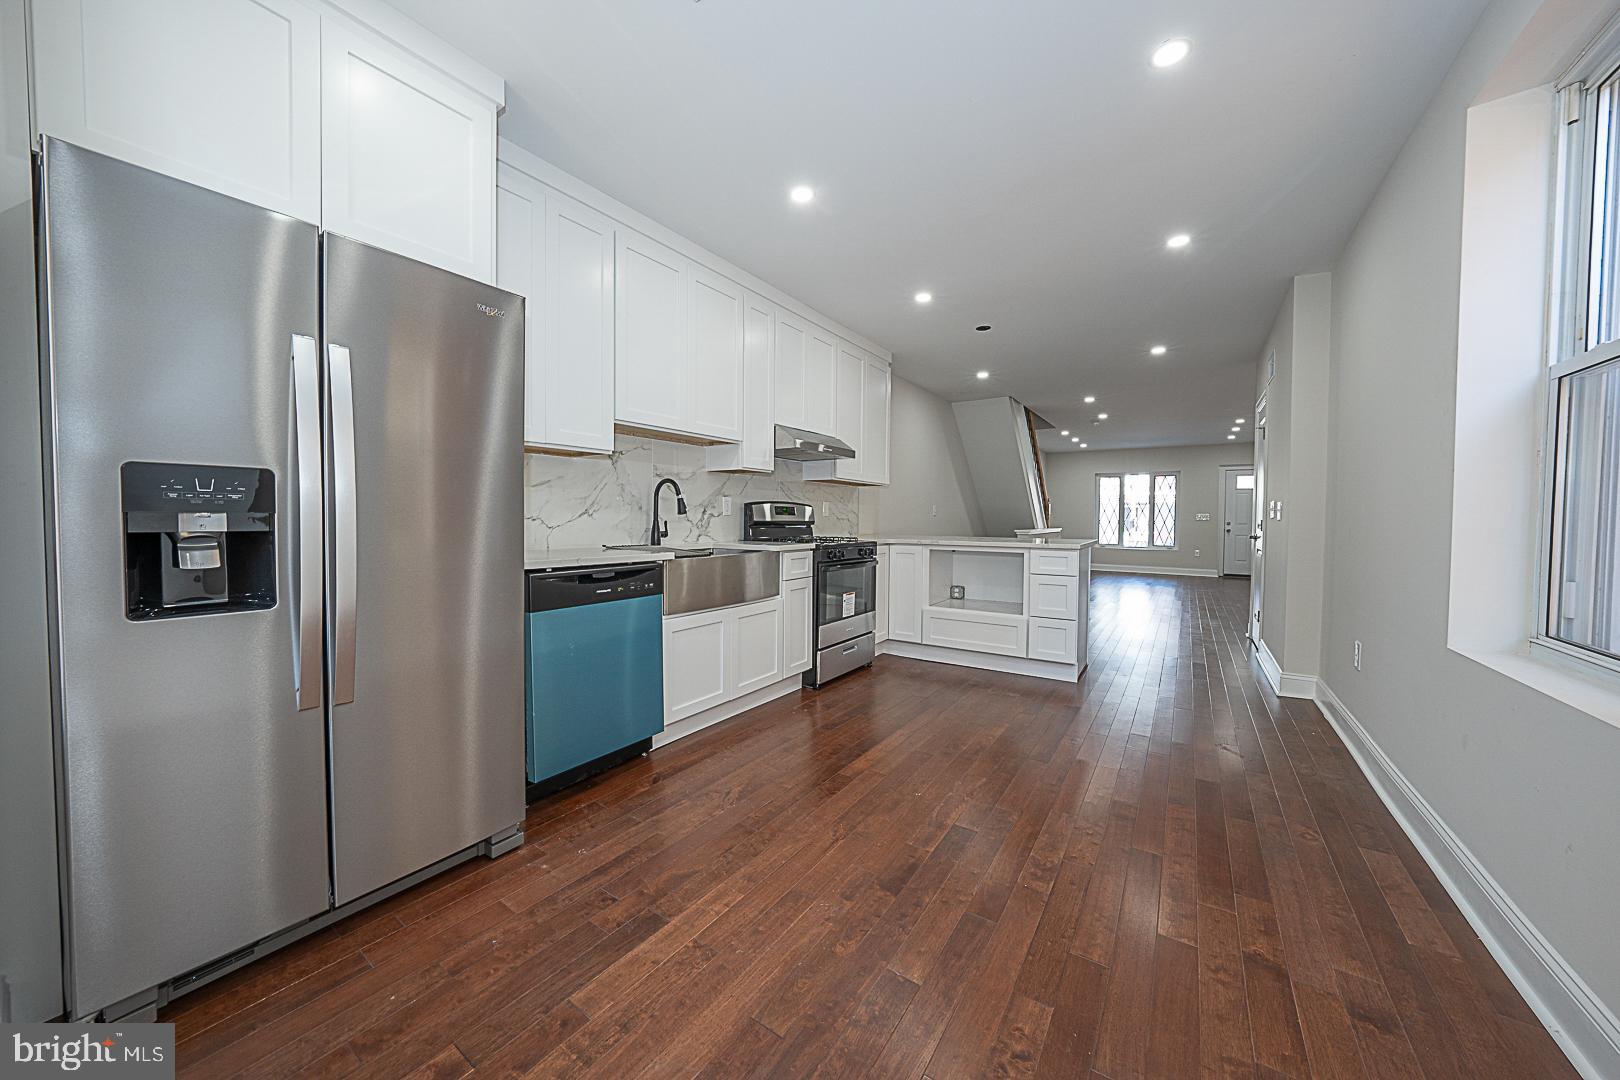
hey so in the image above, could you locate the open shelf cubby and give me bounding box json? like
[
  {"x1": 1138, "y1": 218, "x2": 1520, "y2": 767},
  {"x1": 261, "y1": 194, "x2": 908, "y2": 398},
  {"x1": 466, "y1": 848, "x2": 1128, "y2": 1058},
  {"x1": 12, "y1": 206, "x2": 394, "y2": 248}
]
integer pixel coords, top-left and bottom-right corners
[{"x1": 926, "y1": 548, "x2": 1026, "y2": 616}]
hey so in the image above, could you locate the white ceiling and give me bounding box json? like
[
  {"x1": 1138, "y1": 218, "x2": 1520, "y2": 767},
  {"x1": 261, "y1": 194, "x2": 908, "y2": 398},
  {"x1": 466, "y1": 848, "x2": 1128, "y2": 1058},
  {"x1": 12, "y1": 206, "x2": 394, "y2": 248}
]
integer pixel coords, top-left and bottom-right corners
[{"x1": 389, "y1": 0, "x2": 1489, "y2": 452}]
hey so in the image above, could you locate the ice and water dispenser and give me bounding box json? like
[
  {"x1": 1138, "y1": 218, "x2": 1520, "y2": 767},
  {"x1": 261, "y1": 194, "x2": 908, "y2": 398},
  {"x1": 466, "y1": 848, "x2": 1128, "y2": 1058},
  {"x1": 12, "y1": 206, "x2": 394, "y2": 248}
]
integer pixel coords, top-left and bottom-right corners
[{"x1": 121, "y1": 461, "x2": 276, "y2": 619}]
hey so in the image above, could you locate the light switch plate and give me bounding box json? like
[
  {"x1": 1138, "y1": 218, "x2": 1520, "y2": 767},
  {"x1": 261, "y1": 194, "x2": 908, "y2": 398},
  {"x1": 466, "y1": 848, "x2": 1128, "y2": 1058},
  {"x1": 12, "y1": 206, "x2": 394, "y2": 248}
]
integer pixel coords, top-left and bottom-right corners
[{"x1": 721, "y1": 496, "x2": 732, "y2": 515}]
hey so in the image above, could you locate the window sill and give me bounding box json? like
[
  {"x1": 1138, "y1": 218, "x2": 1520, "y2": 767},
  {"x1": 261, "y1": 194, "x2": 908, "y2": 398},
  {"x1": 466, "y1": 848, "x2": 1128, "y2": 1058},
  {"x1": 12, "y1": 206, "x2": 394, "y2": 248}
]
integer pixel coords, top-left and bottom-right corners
[{"x1": 1448, "y1": 641, "x2": 1620, "y2": 732}]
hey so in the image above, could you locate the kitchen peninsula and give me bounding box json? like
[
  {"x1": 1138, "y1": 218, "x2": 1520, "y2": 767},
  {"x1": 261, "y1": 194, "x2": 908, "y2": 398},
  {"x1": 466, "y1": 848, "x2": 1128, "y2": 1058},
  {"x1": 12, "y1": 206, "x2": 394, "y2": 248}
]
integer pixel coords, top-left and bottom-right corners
[{"x1": 870, "y1": 536, "x2": 1097, "y2": 682}]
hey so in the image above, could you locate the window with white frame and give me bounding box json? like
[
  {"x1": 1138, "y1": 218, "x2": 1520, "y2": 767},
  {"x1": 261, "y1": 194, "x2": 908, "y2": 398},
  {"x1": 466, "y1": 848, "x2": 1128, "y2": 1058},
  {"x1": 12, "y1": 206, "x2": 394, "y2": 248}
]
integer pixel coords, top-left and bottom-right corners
[
  {"x1": 1548, "y1": 50, "x2": 1620, "y2": 663},
  {"x1": 1097, "y1": 472, "x2": 1176, "y2": 548}
]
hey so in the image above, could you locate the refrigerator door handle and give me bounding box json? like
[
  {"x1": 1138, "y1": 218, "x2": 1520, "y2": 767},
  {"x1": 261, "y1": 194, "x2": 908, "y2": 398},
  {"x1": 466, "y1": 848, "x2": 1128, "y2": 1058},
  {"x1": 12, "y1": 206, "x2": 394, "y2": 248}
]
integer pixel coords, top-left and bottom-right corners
[
  {"x1": 329, "y1": 342, "x2": 359, "y2": 706},
  {"x1": 291, "y1": 333, "x2": 323, "y2": 711}
]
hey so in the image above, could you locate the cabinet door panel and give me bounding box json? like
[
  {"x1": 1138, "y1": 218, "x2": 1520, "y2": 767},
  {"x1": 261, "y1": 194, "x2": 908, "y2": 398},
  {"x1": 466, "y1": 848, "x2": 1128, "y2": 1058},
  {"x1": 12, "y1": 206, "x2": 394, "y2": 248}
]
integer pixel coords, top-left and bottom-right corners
[
  {"x1": 32, "y1": 0, "x2": 321, "y2": 221},
  {"x1": 862, "y1": 359, "x2": 891, "y2": 485},
  {"x1": 733, "y1": 601, "x2": 783, "y2": 694},
  {"x1": 773, "y1": 310, "x2": 807, "y2": 429},
  {"x1": 688, "y1": 266, "x2": 744, "y2": 441},
  {"x1": 494, "y1": 178, "x2": 543, "y2": 445},
  {"x1": 804, "y1": 325, "x2": 837, "y2": 435},
  {"x1": 321, "y1": 20, "x2": 495, "y2": 281},
  {"x1": 615, "y1": 230, "x2": 688, "y2": 432},
  {"x1": 887, "y1": 546, "x2": 924, "y2": 643},
  {"x1": 664, "y1": 613, "x2": 729, "y2": 722},
  {"x1": 1028, "y1": 617, "x2": 1078, "y2": 664},
  {"x1": 1027, "y1": 574, "x2": 1080, "y2": 621},
  {"x1": 545, "y1": 192, "x2": 615, "y2": 452},
  {"x1": 922, "y1": 609, "x2": 1028, "y2": 657},
  {"x1": 832, "y1": 342, "x2": 864, "y2": 481},
  {"x1": 783, "y1": 579, "x2": 812, "y2": 675}
]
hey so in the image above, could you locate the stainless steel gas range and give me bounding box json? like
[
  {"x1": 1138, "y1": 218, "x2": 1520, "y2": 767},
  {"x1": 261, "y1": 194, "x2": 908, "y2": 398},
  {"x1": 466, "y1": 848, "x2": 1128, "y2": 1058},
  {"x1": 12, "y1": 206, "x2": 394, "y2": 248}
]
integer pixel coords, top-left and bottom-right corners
[{"x1": 742, "y1": 502, "x2": 877, "y2": 687}]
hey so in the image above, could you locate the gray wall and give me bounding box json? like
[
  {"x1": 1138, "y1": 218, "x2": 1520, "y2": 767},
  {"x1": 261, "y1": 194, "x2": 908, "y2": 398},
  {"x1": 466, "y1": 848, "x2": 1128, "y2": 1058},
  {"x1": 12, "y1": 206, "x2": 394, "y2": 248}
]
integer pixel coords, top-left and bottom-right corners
[
  {"x1": 1256, "y1": 273, "x2": 1332, "y2": 674},
  {"x1": 1045, "y1": 443, "x2": 1253, "y2": 575},
  {"x1": 861, "y1": 373, "x2": 983, "y2": 537},
  {"x1": 1322, "y1": 0, "x2": 1620, "y2": 1022}
]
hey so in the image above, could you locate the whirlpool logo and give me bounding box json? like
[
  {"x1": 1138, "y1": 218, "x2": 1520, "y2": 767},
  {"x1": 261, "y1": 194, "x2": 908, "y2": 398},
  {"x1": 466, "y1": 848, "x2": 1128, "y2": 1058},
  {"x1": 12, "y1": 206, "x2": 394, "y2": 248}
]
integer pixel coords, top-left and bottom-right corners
[{"x1": 6, "y1": 1024, "x2": 173, "y2": 1077}]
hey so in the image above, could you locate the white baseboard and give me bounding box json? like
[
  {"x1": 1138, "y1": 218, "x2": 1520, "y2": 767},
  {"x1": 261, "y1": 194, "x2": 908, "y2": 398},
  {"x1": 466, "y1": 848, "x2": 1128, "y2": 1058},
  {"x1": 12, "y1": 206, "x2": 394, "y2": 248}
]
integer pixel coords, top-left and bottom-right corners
[
  {"x1": 1092, "y1": 563, "x2": 1218, "y2": 578},
  {"x1": 1314, "y1": 682, "x2": 1620, "y2": 1080},
  {"x1": 652, "y1": 674, "x2": 802, "y2": 750},
  {"x1": 1253, "y1": 637, "x2": 1319, "y2": 699},
  {"x1": 878, "y1": 639, "x2": 1082, "y2": 683}
]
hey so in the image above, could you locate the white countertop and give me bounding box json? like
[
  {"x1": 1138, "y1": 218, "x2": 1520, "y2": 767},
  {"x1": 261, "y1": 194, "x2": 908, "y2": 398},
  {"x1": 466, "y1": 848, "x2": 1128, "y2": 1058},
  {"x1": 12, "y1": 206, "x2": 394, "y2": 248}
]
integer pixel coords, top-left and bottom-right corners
[
  {"x1": 868, "y1": 535, "x2": 1098, "y2": 550},
  {"x1": 721, "y1": 540, "x2": 816, "y2": 552},
  {"x1": 524, "y1": 546, "x2": 676, "y2": 570}
]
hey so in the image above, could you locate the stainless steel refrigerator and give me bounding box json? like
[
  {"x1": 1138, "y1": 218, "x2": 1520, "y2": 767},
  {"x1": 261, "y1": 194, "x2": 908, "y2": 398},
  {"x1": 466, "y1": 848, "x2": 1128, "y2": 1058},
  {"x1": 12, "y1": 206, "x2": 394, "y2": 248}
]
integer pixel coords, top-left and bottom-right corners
[{"x1": 17, "y1": 139, "x2": 526, "y2": 1020}]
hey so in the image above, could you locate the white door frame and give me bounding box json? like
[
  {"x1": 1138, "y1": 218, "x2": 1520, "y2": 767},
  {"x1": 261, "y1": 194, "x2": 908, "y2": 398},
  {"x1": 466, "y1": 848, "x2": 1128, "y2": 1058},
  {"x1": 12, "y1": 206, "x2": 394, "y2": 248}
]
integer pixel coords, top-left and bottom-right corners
[
  {"x1": 1248, "y1": 396, "x2": 1269, "y2": 646},
  {"x1": 1218, "y1": 464, "x2": 1255, "y2": 577}
]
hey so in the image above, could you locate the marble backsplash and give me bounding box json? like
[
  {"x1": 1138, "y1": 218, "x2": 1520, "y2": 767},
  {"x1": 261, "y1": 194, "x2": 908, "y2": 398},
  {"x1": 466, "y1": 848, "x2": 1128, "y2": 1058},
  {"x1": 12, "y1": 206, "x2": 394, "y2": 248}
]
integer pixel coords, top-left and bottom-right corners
[{"x1": 524, "y1": 436, "x2": 863, "y2": 551}]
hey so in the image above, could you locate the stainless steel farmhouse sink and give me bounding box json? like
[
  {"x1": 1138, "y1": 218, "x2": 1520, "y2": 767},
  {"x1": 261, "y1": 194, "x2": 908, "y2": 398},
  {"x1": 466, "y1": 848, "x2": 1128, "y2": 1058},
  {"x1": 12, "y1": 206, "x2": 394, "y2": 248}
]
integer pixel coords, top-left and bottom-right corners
[{"x1": 661, "y1": 548, "x2": 780, "y2": 615}]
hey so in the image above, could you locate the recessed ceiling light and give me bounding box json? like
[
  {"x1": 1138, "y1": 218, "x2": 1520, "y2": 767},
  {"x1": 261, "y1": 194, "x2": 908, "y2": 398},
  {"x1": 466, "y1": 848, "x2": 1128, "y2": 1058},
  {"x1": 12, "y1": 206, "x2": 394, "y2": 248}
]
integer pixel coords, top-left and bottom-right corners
[
  {"x1": 1080, "y1": 442, "x2": 1088, "y2": 448},
  {"x1": 1151, "y1": 38, "x2": 1191, "y2": 69},
  {"x1": 1228, "y1": 434, "x2": 1237, "y2": 439},
  {"x1": 789, "y1": 185, "x2": 815, "y2": 204},
  {"x1": 1235, "y1": 418, "x2": 1246, "y2": 424},
  {"x1": 1097, "y1": 412, "x2": 1109, "y2": 420},
  {"x1": 976, "y1": 370, "x2": 990, "y2": 379},
  {"x1": 914, "y1": 291, "x2": 932, "y2": 304},
  {"x1": 1060, "y1": 430, "x2": 1070, "y2": 436},
  {"x1": 1083, "y1": 395, "x2": 1096, "y2": 404},
  {"x1": 1166, "y1": 233, "x2": 1192, "y2": 250},
  {"x1": 1070, "y1": 437, "x2": 1080, "y2": 443},
  {"x1": 1231, "y1": 427, "x2": 1240, "y2": 432},
  {"x1": 1150, "y1": 345, "x2": 1168, "y2": 356}
]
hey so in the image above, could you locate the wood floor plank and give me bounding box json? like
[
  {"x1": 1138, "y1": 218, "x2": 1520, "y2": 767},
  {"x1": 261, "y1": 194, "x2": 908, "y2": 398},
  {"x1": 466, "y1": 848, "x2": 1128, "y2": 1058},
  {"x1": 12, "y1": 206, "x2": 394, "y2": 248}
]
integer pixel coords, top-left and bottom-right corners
[{"x1": 157, "y1": 574, "x2": 1576, "y2": 1080}]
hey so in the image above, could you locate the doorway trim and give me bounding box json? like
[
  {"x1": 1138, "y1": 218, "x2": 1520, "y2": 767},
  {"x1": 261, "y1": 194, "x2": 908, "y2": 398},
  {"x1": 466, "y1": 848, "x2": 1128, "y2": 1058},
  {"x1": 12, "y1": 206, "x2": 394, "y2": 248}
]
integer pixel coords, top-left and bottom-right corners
[
  {"x1": 1249, "y1": 396, "x2": 1269, "y2": 646},
  {"x1": 1218, "y1": 464, "x2": 1256, "y2": 577}
]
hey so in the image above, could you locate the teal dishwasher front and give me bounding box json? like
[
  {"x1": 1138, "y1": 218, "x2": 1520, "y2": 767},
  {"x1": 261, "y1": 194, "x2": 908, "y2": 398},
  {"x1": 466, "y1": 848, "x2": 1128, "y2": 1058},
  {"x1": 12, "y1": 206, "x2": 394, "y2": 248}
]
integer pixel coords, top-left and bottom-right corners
[{"x1": 524, "y1": 562, "x2": 664, "y2": 798}]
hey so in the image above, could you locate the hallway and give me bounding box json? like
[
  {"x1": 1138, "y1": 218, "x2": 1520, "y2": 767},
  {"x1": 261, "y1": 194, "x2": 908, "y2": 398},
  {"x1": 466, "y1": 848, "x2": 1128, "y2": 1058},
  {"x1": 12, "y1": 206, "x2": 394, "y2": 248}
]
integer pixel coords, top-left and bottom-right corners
[{"x1": 161, "y1": 573, "x2": 1573, "y2": 1077}]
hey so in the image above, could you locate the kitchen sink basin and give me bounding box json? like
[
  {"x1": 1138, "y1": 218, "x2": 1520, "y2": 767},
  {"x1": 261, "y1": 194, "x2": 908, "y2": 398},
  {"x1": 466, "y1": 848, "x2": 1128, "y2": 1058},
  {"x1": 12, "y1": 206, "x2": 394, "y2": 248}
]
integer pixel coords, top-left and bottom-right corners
[
  {"x1": 662, "y1": 548, "x2": 781, "y2": 615},
  {"x1": 602, "y1": 544, "x2": 715, "y2": 558}
]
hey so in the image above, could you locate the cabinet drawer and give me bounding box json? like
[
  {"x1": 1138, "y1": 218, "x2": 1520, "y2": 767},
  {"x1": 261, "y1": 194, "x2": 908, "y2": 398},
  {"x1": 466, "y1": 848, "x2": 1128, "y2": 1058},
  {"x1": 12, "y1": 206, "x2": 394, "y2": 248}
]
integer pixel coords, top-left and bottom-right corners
[
  {"x1": 781, "y1": 549, "x2": 815, "y2": 580},
  {"x1": 1027, "y1": 618, "x2": 1078, "y2": 664},
  {"x1": 1027, "y1": 574, "x2": 1080, "y2": 621},
  {"x1": 921, "y1": 607, "x2": 1027, "y2": 658},
  {"x1": 1028, "y1": 549, "x2": 1080, "y2": 577}
]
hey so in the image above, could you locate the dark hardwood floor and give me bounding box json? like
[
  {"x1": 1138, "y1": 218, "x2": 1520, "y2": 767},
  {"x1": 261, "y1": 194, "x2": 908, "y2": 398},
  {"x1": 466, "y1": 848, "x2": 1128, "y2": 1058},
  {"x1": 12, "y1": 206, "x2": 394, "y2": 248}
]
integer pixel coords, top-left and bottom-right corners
[{"x1": 162, "y1": 572, "x2": 1577, "y2": 1078}]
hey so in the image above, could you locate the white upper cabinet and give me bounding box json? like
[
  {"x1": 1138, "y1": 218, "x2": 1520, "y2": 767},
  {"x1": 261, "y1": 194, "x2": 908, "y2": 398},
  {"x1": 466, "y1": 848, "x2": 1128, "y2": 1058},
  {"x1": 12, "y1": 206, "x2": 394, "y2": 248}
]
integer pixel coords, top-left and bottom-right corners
[
  {"x1": 320, "y1": 18, "x2": 496, "y2": 282},
  {"x1": 803, "y1": 324, "x2": 839, "y2": 436},
  {"x1": 615, "y1": 228, "x2": 744, "y2": 444},
  {"x1": 860, "y1": 356, "x2": 892, "y2": 485},
  {"x1": 773, "y1": 309, "x2": 808, "y2": 430},
  {"x1": 615, "y1": 228, "x2": 690, "y2": 435},
  {"x1": 31, "y1": 0, "x2": 322, "y2": 222},
  {"x1": 496, "y1": 165, "x2": 615, "y2": 454},
  {"x1": 29, "y1": 0, "x2": 500, "y2": 282},
  {"x1": 707, "y1": 291, "x2": 775, "y2": 472},
  {"x1": 806, "y1": 342, "x2": 891, "y2": 485},
  {"x1": 687, "y1": 265, "x2": 744, "y2": 442}
]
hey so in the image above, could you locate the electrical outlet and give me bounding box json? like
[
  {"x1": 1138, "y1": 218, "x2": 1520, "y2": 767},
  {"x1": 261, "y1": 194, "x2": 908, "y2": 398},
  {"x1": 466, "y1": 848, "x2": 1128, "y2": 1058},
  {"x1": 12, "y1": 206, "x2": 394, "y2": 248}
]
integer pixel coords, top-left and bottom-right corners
[
  {"x1": 1193, "y1": 549, "x2": 1200, "y2": 558},
  {"x1": 931, "y1": 504, "x2": 939, "y2": 517},
  {"x1": 1353, "y1": 640, "x2": 1362, "y2": 671},
  {"x1": 949, "y1": 585, "x2": 966, "y2": 600},
  {"x1": 721, "y1": 496, "x2": 732, "y2": 515}
]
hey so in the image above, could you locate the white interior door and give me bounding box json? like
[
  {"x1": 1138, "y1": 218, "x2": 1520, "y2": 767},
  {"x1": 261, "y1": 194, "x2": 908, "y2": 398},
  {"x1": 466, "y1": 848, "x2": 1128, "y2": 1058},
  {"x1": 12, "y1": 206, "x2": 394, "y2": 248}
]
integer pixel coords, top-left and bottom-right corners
[{"x1": 1222, "y1": 468, "x2": 1255, "y2": 576}]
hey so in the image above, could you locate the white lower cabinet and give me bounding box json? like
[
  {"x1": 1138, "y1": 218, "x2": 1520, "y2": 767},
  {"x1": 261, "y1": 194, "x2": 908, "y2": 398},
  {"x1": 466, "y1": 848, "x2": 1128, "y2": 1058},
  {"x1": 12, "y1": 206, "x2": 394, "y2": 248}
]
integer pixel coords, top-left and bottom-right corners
[
  {"x1": 875, "y1": 547, "x2": 890, "y2": 643},
  {"x1": 782, "y1": 578, "x2": 813, "y2": 676},
  {"x1": 663, "y1": 596, "x2": 785, "y2": 725},
  {"x1": 663, "y1": 610, "x2": 730, "y2": 722},
  {"x1": 1027, "y1": 574, "x2": 1081, "y2": 621},
  {"x1": 886, "y1": 546, "x2": 925, "y2": 643},
  {"x1": 922, "y1": 607, "x2": 1028, "y2": 658},
  {"x1": 734, "y1": 601, "x2": 783, "y2": 694},
  {"x1": 1027, "y1": 617, "x2": 1078, "y2": 664}
]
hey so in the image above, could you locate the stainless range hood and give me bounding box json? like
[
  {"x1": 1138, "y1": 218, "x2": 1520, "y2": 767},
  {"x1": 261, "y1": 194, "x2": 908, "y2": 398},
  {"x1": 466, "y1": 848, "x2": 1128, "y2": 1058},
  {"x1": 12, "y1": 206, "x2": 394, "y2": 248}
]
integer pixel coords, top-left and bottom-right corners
[{"x1": 774, "y1": 424, "x2": 855, "y2": 462}]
